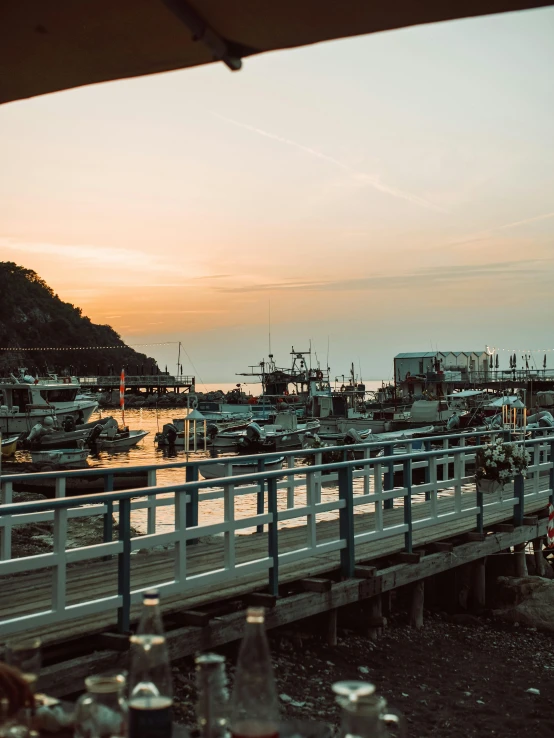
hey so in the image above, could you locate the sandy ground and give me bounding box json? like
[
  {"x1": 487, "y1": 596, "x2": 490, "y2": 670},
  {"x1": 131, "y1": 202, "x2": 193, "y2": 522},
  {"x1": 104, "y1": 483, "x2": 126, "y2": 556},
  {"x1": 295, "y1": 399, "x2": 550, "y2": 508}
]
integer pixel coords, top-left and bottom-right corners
[{"x1": 172, "y1": 610, "x2": 554, "y2": 738}]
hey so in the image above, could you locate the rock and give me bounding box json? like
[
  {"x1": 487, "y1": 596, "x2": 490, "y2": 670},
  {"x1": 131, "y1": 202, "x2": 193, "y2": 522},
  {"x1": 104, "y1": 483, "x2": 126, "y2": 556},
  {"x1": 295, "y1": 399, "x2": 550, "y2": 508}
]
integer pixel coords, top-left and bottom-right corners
[
  {"x1": 526, "y1": 688, "x2": 540, "y2": 695},
  {"x1": 280, "y1": 694, "x2": 292, "y2": 703},
  {"x1": 492, "y1": 576, "x2": 554, "y2": 633},
  {"x1": 358, "y1": 666, "x2": 369, "y2": 674}
]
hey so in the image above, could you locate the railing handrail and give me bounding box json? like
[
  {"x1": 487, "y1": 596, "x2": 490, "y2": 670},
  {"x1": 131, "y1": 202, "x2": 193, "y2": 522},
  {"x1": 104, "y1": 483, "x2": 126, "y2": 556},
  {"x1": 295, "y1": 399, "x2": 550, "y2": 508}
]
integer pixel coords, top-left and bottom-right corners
[
  {"x1": 0, "y1": 428, "x2": 525, "y2": 484},
  {"x1": 2, "y1": 433, "x2": 553, "y2": 517}
]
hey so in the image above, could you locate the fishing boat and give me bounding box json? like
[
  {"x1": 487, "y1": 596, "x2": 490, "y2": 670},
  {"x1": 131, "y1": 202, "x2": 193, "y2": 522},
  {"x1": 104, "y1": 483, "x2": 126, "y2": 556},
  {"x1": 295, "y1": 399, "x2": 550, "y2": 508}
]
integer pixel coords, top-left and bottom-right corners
[
  {"x1": 0, "y1": 369, "x2": 98, "y2": 435},
  {"x1": 200, "y1": 455, "x2": 284, "y2": 480},
  {"x1": 237, "y1": 414, "x2": 321, "y2": 454},
  {"x1": 30, "y1": 447, "x2": 90, "y2": 467},
  {"x1": 1, "y1": 435, "x2": 19, "y2": 458},
  {"x1": 96, "y1": 429, "x2": 150, "y2": 451}
]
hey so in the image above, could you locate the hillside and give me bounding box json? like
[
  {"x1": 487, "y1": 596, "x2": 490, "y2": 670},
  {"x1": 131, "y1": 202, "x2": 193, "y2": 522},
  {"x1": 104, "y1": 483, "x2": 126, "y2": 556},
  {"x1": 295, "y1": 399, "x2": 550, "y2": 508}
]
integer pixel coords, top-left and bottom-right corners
[{"x1": 0, "y1": 262, "x2": 157, "y2": 376}]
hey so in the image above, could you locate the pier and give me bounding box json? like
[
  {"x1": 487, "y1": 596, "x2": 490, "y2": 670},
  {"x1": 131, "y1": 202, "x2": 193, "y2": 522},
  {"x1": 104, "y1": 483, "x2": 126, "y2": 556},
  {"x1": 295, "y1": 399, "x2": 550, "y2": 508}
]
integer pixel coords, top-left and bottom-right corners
[
  {"x1": 1, "y1": 430, "x2": 553, "y2": 695},
  {"x1": 78, "y1": 373, "x2": 196, "y2": 394}
]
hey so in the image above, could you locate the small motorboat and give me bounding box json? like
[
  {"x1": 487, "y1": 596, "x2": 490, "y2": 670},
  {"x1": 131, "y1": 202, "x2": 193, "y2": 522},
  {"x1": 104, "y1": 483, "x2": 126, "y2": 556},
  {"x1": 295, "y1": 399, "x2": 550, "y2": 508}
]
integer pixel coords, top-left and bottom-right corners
[
  {"x1": 30, "y1": 447, "x2": 90, "y2": 467},
  {"x1": 200, "y1": 455, "x2": 285, "y2": 480},
  {"x1": 1, "y1": 435, "x2": 19, "y2": 458},
  {"x1": 97, "y1": 429, "x2": 150, "y2": 451}
]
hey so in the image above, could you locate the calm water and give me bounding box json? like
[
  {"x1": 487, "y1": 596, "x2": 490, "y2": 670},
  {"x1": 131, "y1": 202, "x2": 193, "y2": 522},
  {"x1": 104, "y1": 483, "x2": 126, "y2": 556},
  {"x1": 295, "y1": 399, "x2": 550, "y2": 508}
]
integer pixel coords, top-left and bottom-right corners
[{"x1": 11, "y1": 380, "x2": 388, "y2": 534}]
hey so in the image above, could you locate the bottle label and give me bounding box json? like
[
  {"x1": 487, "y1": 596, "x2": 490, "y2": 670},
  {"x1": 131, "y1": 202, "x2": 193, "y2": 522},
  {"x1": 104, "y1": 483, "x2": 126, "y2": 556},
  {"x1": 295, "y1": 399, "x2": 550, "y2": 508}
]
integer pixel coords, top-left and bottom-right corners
[{"x1": 128, "y1": 698, "x2": 173, "y2": 738}]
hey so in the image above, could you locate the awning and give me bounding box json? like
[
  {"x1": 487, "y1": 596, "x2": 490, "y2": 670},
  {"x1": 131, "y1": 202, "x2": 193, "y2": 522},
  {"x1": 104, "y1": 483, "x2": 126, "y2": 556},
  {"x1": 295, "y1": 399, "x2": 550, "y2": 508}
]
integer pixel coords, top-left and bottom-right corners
[{"x1": 1, "y1": 1, "x2": 552, "y2": 104}]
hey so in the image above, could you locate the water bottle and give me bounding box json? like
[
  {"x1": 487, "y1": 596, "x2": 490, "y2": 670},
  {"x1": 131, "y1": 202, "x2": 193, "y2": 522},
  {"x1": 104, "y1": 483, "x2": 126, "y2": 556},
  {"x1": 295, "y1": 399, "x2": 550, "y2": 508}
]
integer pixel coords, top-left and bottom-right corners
[
  {"x1": 195, "y1": 653, "x2": 229, "y2": 738},
  {"x1": 128, "y1": 590, "x2": 173, "y2": 738},
  {"x1": 229, "y1": 608, "x2": 279, "y2": 738}
]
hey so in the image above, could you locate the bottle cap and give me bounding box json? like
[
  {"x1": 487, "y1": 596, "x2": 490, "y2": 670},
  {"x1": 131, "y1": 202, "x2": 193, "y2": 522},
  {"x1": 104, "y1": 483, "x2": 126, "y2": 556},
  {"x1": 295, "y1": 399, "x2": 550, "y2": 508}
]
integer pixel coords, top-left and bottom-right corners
[
  {"x1": 143, "y1": 590, "x2": 160, "y2": 602},
  {"x1": 246, "y1": 607, "x2": 265, "y2": 624}
]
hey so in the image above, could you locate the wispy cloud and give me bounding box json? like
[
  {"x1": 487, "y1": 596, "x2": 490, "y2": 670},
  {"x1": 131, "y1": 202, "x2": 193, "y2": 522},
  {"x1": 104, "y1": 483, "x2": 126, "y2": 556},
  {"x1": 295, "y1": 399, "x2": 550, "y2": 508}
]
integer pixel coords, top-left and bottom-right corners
[
  {"x1": 215, "y1": 259, "x2": 549, "y2": 294},
  {"x1": 214, "y1": 114, "x2": 444, "y2": 213},
  {"x1": 451, "y1": 211, "x2": 554, "y2": 246}
]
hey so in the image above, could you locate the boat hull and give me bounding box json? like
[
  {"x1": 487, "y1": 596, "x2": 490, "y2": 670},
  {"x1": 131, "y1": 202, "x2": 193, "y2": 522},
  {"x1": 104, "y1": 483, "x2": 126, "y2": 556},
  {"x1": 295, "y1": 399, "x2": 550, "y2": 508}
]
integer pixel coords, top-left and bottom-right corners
[
  {"x1": 200, "y1": 456, "x2": 284, "y2": 480},
  {"x1": 97, "y1": 430, "x2": 149, "y2": 451},
  {"x1": 0, "y1": 401, "x2": 97, "y2": 435},
  {"x1": 1, "y1": 436, "x2": 19, "y2": 458}
]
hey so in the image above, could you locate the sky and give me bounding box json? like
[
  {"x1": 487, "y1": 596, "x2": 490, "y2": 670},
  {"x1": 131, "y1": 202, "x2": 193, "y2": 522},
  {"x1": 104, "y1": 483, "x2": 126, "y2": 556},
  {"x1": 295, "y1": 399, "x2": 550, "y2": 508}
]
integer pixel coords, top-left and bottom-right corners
[{"x1": 1, "y1": 7, "x2": 554, "y2": 382}]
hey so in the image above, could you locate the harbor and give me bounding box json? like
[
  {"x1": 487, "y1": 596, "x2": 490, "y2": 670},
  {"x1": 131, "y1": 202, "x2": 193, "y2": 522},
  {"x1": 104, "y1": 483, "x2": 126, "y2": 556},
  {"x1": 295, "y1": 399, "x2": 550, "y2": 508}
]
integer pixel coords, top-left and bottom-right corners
[{"x1": 3, "y1": 1, "x2": 554, "y2": 736}]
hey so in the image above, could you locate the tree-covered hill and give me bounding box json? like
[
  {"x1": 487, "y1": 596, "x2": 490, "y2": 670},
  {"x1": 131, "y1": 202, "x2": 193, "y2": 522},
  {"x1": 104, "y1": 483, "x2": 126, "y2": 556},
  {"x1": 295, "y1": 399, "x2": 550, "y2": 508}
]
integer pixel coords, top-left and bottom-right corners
[{"x1": 0, "y1": 262, "x2": 158, "y2": 376}]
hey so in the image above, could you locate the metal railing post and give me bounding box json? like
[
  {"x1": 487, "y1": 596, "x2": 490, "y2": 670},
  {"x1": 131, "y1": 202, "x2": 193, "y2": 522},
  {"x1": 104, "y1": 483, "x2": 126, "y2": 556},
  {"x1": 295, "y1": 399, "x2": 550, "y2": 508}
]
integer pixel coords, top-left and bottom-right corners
[
  {"x1": 403, "y1": 458, "x2": 413, "y2": 553},
  {"x1": 338, "y1": 465, "x2": 354, "y2": 578},
  {"x1": 256, "y1": 458, "x2": 265, "y2": 534},
  {"x1": 513, "y1": 472, "x2": 525, "y2": 527},
  {"x1": 424, "y1": 440, "x2": 431, "y2": 500},
  {"x1": 186, "y1": 464, "x2": 199, "y2": 534},
  {"x1": 117, "y1": 497, "x2": 132, "y2": 633},
  {"x1": 476, "y1": 486, "x2": 484, "y2": 534},
  {"x1": 384, "y1": 444, "x2": 394, "y2": 510},
  {"x1": 103, "y1": 474, "x2": 114, "y2": 544},
  {"x1": 267, "y1": 477, "x2": 279, "y2": 596}
]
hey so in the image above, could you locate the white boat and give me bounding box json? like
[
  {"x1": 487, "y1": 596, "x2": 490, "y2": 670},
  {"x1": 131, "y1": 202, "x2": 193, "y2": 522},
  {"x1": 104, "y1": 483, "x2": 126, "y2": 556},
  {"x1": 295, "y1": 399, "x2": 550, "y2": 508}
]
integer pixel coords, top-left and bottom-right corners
[
  {"x1": 30, "y1": 448, "x2": 90, "y2": 466},
  {"x1": 97, "y1": 429, "x2": 150, "y2": 451},
  {"x1": 200, "y1": 456, "x2": 285, "y2": 480},
  {"x1": 0, "y1": 369, "x2": 98, "y2": 435}
]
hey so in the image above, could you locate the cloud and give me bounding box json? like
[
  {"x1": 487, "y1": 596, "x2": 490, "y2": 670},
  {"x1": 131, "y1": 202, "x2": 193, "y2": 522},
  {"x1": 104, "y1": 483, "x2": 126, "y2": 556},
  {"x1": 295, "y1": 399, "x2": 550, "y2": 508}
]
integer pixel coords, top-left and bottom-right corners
[
  {"x1": 215, "y1": 259, "x2": 549, "y2": 294},
  {"x1": 450, "y1": 211, "x2": 554, "y2": 246},
  {"x1": 214, "y1": 114, "x2": 445, "y2": 213}
]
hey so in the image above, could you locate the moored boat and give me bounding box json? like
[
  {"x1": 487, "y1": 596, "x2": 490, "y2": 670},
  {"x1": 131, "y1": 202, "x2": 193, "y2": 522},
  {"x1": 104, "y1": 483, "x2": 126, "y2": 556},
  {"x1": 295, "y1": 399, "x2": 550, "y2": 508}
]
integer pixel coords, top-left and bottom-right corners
[
  {"x1": 30, "y1": 447, "x2": 90, "y2": 467},
  {"x1": 200, "y1": 455, "x2": 284, "y2": 480},
  {"x1": 1, "y1": 435, "x2": 19, "y2": 458}
]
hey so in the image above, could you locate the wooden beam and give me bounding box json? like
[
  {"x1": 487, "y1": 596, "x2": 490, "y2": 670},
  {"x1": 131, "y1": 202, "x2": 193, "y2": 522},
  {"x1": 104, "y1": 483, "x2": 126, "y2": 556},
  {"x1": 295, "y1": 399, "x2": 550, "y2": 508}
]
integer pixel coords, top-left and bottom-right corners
[
  {"x1": 466, "y1": 532, "x2": 486, "y2": 542},
  {"x1": 172, "y1": 610, "x2": 211, "y2": 627},
  {"x1": 368, "y1": 595, "x2": 383, "y2": 641},
  {"x1": 472, "y1": 558, "x2": 486, "y2": 610},
  {"x1": 522, "y1": 515, "x2": 539, "y2": 526},
  {"x1": 492, "y1": 523, "x2": 514, "y2": 533},
  {"x1": 532, "y1": 538, "x2": 547, "y2": 577},
  {"x1": 514, "y1": 542, "x2": 528, "y2": 577},
  {"x1": 95, "y1": 632, "x2": 130, "y2": 652},
  {"x1": 300, "y1": 578, "x2": 333, "y2": 593},
  {"x1": 396, "y1": 551, "x2": 424, "y2": 564},
  {"x1": 326, "y1": 608, "x2": 337, "y2": 646},
  {"x1": 246, "y1": 593, "x2": 278, "y2": 608},
  {"x1": 354, "y1": 565, "x2": 377, "y2": 578}
]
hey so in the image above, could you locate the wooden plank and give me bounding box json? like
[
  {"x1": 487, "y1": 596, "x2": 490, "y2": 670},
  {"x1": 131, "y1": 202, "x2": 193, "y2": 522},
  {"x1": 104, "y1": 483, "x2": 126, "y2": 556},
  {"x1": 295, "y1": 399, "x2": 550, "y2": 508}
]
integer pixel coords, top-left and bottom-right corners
[
  {"x1": 426, "y1": 541, "x2": 454, "y2": 552},
  {"x1": 522, "y1": 515, "x2": 539, "y2": 526},
  {"x1": 173, "y1": 610, "x2": 211, "y2": 627},
  {"x1": 492, "y1": 523, "x2": 514, "y2": 533},
  {"x1": 396, "y1": 551, "x2": 424, "y2": 564},
  {"x1": 354, "y1": 565, "x2": 377, "y2": 578},
  {"x1": 246, "y1": 593, "x2": 278, "y2": 608}
]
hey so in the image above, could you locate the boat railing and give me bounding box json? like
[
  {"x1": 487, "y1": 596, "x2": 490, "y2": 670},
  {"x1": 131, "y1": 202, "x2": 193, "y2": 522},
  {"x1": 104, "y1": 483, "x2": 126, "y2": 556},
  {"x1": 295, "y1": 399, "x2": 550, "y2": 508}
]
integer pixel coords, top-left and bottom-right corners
[{"x1": 0, "y1": 429, "x2": 553, "y2": 636}]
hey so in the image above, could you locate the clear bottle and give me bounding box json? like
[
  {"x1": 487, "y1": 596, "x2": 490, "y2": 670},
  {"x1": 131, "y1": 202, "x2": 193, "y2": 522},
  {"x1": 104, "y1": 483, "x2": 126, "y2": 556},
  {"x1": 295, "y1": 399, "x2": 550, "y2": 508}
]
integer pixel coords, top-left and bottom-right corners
[
  {"x1": 333, "y1": 681, "x2": 405, "y2": 738},
  {"x1": 195, "y1": 653, "x2": 229, "y2": 738},
  {"x1": 229, "y1": 608, "x2": 279, "y2": 738},
  {"x1": 128, "y1": 591, "x2": 173, "y2": 738},
  {"x1": 74, "y1": 674, "x2": 127, "y2": 738}
]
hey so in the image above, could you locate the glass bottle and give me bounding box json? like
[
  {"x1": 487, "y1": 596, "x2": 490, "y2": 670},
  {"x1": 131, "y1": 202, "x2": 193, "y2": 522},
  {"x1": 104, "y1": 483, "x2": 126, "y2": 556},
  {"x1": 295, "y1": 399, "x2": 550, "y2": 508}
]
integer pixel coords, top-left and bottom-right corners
[
  {"x1": 195, "y1": 653, "x2": 229, "y2": 738},
  {"x1": 333, "y1": 681, "x2": 405, "y2": 738},
  {"x1": 128, "y1": 591, "x2": 173, "y2": 738},
  {"x1": 74, "y1": 674, "x2": 127, "y2": 738},
  {"x1": 229, "y1": 608, "x2": 279, "y2": 738}
]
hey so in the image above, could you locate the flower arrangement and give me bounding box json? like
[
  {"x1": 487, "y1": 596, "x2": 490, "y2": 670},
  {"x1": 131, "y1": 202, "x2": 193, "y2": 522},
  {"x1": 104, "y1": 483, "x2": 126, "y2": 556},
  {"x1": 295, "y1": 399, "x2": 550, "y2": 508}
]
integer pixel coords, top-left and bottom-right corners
[{"x1": 475, "y1": 437, "x2": 530, "y2": 486}]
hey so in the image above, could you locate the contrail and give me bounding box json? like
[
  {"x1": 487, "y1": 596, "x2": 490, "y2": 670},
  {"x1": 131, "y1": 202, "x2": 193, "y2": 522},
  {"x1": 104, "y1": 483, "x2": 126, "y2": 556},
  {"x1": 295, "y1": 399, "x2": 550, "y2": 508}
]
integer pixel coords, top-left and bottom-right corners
[
  {"x1": 451, "y1": 211, "x2": 554, "y2": 245},
  {"x1": 214, "y1": 113, "x2": 444, "y2": 212}
]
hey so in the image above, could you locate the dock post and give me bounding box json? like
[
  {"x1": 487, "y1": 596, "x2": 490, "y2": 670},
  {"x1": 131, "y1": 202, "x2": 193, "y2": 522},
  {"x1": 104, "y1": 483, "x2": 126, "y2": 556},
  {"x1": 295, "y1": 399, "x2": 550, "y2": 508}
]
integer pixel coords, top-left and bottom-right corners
[
  {"x1": 103, "y1": 474, "x2": 114, "y2": 544},
  {"x1": 403, "y1": 458, "x2": 413, "y2": 554},
  {"x1": 117, "y1": 497, "x2": 131, "y2": 633},
  {"x1": 368, "y1": 595, "x2": 383, "y2": 641},
  {"x1": 533, "y1": 538, "x2": 547, "y2": 576},
  {"x1": 472, "y1": 558, "x2": 486, "y2": 610},
  {"x1": 338, "y1": 465, "x2": 355, "y2": 578},
  {"x1": 186, "y1": 463, "x2": 199, "y2": 534},
  {"x1": 326, "y1": 608, "x2": 338, "y2": 646},
  {"x1": 256, "y1": 458, "x2": 265, "y2": 534},
  {"x1": 409, "y1": 580, "x2": 424, "y2": 628},
  {"x1": 476, "y1": 486, "x2": 484, "y2": 534},
  {"x1": 267, "y1": 477, "x2": 279, "y2": 596},
  {"x1": 384, "y1": 444, "x2": 394, "y2": 510},
  {"x1": 514, "y1": 542, "x2": 528, "y2": 577}
]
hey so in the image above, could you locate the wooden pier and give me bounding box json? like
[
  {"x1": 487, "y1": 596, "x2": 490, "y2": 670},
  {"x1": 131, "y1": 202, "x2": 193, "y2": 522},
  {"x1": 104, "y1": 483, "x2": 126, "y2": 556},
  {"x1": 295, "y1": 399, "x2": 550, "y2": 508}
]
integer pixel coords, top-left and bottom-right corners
[
  {"x1": 1, "y1": 431, "x2": 553, "y2": 695},
  {"x1": 78, "y1": 373, "x2": 195, "y2": 394}
]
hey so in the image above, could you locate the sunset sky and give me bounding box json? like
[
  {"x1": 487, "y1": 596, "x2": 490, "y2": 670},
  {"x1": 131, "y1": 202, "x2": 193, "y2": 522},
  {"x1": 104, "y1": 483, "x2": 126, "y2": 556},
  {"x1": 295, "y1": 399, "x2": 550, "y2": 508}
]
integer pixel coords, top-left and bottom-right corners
[{"x1": 2, "y1": 7, "x2": 554, "y2": 382}]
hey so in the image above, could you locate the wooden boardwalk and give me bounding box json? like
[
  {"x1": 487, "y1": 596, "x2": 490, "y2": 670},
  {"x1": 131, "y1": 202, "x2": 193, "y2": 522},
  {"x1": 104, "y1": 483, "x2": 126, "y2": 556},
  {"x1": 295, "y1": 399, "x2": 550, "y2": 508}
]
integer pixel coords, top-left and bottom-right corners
[{"x1": 3, "y1": 477, "x2": 550, "y2": 649}]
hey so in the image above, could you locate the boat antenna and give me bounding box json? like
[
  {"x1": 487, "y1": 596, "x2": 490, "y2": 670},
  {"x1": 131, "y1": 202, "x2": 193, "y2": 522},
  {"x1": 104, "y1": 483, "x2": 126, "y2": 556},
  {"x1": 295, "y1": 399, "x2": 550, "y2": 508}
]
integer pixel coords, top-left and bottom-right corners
[
  {"x1": 268, "y1": 299, "x2": 272, "y2": 356},
  {"x1": 177, "y1": 341, "x2": 181, "y2": 376},
  {"x1": 326, "y1": 336, "x2": 330, "y2": 373}
]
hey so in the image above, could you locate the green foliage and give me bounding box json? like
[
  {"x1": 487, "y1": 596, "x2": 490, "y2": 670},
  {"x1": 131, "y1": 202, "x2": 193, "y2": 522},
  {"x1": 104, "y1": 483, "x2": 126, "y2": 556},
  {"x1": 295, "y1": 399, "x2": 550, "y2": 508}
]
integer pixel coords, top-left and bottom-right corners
[{"x1": 0, "y1": 262, "x2": 158, "y2": 375}]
